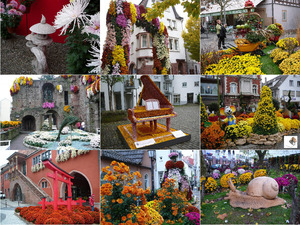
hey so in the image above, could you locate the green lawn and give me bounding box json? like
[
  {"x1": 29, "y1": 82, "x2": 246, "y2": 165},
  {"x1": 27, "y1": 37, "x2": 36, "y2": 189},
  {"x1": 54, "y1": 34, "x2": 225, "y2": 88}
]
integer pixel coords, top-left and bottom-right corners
[
  {"x1": 201, "y1": 170, "x2": 300, "y2": 224},
  {"x1": 260, "y1": 45, "x2": 282, "y2": 75}
]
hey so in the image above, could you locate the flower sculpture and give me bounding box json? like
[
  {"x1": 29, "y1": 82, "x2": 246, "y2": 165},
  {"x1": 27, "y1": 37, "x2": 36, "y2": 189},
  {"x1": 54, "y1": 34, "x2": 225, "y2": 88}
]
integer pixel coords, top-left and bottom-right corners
[
  {"x1": 101, "y1": 0, "x2": 170, "y2": 74},
  {"x1": 10, "y1": 76, "x2": 33, "y2": 96}
]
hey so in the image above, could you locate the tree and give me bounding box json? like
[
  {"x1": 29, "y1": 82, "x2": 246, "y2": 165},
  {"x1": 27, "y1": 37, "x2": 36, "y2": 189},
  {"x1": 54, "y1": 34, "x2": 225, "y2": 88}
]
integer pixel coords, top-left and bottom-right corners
[
  {"x1": 255, "y1": 150, "x2": 268, "y2": 166},
  {"x1": 182, "y1": 16, "x2": 200, "y2": 62},
  {"x1": 272, "y1": 98, "x2": 280, "y2": 111},
  {"x1": 145, "y1": 0, "x2": 200, "y2": 21},
  {"x1": 101, "y1": 76, "x2": 124, "y2": 111}
]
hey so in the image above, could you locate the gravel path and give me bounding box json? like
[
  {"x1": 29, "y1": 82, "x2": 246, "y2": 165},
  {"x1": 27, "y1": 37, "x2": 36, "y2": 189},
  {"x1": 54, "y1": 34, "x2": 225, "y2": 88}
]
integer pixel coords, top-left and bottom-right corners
[{"x1": 1, "y1": 34, "x2": 68, "y2": 74}]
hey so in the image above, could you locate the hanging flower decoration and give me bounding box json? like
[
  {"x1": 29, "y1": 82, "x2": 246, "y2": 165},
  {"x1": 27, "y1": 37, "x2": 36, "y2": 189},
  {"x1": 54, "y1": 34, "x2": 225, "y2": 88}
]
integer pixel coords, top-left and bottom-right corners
[
  {"x1": 85, "y1": 78, "x2": 100, "y2": 99},
  {"x1": 165, "y1": 160, "x2": 174, "y2": 170},
  {"x1": 101, "y1": 0, "x2": 170, "y2": 75},
  {"x1": 10, "y1": 76, "x2": 33, "y2": 96},
  {"x1": 174, "y1": 161, "x2": 184, "y2": 169},
  {"x1": 81, "y1": 75, "x2": 99, "y2": 85},
  {"x1": 43, "y1": 102, "x2": 55, "y2": 109},
  {"x1": 71, "y1": 85, "x2": 79, "y2": 94},
  {"x1": 56, "y1": 85, "x2": 63, "y2": 93},
  {"x1": 61, "y1": 75, "x2": 72, "y2": 79},
  {"x1": 64, "y1": 105, "x2": 70, "y2": 113}
]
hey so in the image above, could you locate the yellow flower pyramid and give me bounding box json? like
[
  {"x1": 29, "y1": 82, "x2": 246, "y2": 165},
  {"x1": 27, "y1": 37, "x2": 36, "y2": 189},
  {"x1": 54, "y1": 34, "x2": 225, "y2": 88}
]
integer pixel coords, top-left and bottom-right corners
[
  {"x1": 253, "y1": 86, "x2": 278, "y2": 135},
  {"x1": 201, "y1": 97, "x2": 208, "y2": 123}
]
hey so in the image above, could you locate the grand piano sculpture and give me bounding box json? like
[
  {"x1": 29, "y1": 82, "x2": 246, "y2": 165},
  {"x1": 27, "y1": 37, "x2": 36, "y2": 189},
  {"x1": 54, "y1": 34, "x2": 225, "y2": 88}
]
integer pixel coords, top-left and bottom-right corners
[
  {"x1": 128, "y1": 75, "x2": 177, "y2": 141},
  {"x1": 38, "y1": 159, "x2": 85, "y2": 211}
]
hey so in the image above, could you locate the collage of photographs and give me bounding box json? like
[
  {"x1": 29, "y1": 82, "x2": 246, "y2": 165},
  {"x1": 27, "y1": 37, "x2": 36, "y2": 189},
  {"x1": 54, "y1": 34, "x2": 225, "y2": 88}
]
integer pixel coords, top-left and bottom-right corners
[{"x1": 0, "y1": 0, "x2": 299, "y2": 225}]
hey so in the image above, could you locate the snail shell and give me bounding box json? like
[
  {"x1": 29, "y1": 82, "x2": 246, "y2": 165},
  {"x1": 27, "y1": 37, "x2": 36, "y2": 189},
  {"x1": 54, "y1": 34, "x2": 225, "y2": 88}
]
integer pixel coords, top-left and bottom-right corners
[{"x1": 246, "y1": 177, "x2": 279, "y2": 200}]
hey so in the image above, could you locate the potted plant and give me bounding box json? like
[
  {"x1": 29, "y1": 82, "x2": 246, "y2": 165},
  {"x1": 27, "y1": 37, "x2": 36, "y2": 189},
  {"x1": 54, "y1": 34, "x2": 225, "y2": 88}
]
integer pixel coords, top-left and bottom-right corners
[
  {"x1": 267, "y1": 23, "x2": 283, "y2": 43},
  {"x1": 0, "y1": 0, "x2": 25, "y2": 33}
]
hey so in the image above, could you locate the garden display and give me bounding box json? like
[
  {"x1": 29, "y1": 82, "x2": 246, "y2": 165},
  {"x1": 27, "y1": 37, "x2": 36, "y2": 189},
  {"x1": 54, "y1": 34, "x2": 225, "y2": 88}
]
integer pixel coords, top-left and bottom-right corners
[
  {"x1": 118, "y1": 75, "x2": 190, "y2": 149},
  {"x1": 267, "y1": 23, "x2": 283, "y2": 43},
  {"x1": 220, "y1": 106, "x2": 236, "y2": 125},
  {"x1": 101, "y1": 0, "x2": 170, "y2": 74},
  {"x1": 224, "y1": 177, "x2": 285, "y2": 209}
]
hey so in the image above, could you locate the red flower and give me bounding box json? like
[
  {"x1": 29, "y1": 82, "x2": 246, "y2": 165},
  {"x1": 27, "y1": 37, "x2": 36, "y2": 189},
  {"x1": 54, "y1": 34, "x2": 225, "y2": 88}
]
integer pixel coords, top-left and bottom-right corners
[
  {"x1": 81, "y1": 212, "x2": 94, "y2": 224},
  {"x1": 74, "y1": 86, "x2": 78, "y2": 94},
  {"x1": 71, "y1": 214, "x2": 85, "y2": 224},
  {"x1": 61, "y1": 216, "x2": 74, "y2": 224},
  {"x1": 139, "y1": 5, "x2": 146, "y2": 15},
  {"x1": 44, "y1": 218, "x2": 62, "y2": 224},
  {"x1": 123, "y1": 2, "x2": 132, "y2": 21},
  {"x1": 165, "y1": 160, "x2": 174, "y2": 170},
  {"x1": 175, "y1": 161, "x2": 184, "y2": 169}
]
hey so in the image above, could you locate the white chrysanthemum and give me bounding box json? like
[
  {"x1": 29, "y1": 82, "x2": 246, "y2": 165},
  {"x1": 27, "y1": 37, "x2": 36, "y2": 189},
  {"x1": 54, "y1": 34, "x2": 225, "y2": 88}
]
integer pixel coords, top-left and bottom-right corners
[
  {"x1": 86, "y1": 40, "x2": 100, "y2": 73},
  {"x1": 82, "y1": 12, "x2": 100, "y2": 37},
  {"x1": 54, "y1": 0, "x2": 90, "y2": 35}
]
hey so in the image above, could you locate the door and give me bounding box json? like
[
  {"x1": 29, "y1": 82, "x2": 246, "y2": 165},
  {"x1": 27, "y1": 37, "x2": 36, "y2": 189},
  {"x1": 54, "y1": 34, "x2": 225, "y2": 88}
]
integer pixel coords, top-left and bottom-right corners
[{"x1": 187, "y1": 93, "x2": 194, "y2": 103}]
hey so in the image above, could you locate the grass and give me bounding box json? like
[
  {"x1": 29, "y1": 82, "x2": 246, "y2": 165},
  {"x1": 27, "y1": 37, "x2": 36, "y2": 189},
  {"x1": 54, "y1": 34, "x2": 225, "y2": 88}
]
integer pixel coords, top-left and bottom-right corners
[
  {"x1": 201, "y1": 169, "x2": 300, "y2": 224},
  {"x1": 260, "y1": 44, "x2": 282, "y2": 75}
]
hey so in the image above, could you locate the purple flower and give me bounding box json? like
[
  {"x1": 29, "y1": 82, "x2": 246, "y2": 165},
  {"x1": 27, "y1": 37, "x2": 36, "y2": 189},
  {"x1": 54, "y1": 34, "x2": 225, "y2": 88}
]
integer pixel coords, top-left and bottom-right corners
[
  {"x1": 9, "y1": 0, "x2": 18, "y2": 8},
  {"x1": 185, "y1": 212, "x2": 200, "y2": 225},
  {"x1": 116, "y1": 14, "x2": 127, "y2": 28},
  {"x1": 135, "y1": 4, "x2": 140, "y2": 19},
  {"x1": 212, "y1": 173, "x2": 220, "y2": 179},
  {"x1": 0, "y1": 7, "x2": 4, "y2": 13},
  {"x1": 18, "y1": 4, "x2": 26, "y2": 13},
  {"x1": 8, "y1": 8, "x2": 17, "y2": 15},
  {"x1": 71, "y1": 85, "x2": 74, "y2": 91},
  {"x1": 275, "y1": 177, "x2": 290, "y2": 189},
  {"x1": 43, "y1": 102, "x2": 55, "y2": 109},
  {"x1": 282, "y1": 174, "x2": 298, "y2": 185},
  {"x1": 0, "y1": 2, "x2": 4, "y2": 8}
]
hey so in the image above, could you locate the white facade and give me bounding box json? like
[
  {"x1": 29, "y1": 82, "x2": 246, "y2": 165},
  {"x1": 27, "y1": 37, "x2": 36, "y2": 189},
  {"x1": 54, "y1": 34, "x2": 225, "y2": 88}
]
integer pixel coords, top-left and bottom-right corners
[
  {"x1": 0, "y1": 98, "x2": 11, "y2": 121},
  {"x1": 129, "y1": 0, "x2": 186, "y2": 73},
  {"x1": 101, "y1": 75, "x2": 200, "y2": 111}
]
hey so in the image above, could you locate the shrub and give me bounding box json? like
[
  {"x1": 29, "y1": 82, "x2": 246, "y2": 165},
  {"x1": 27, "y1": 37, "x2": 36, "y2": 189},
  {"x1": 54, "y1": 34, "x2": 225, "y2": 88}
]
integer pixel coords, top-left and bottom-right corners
[
  {"x1": 15, "y1": 207, "x2": 22, "y2": 213},
  {"x1": 276, "y1": 37, "x2": 299, "y2": 54},
  {"x1": 282, "y1": 174, "x2": 298, "y2": 185},
  {"x1": 185, "y1": 205, "x2": 200, "y2": 214},
  {"x1": 201, "y1": 122, "x2": 225, "y2": 149},
  {"x1": 200, "y1": 97, "x2": 208, "y2": 123},
  {"x1": 81, "y1": 212, "x2": 94, "y2": 224},
  {"x1": 254, "y1": 169, "x2": 267, "y2": 178},
  {"x1": 239, "y1": 172, "x2": 252, "y2": 184},
  {"x1": 208, "y1": 102, "x2": 219, "y2": 113},
  {"x1": 71, "y1": 214, "x2": 85, "y2": 224},
  {"x1": 275, "y1": 177, "x2": 290, "y2": 189},
  {"x1": 60, "y1": 216, "x2": 73, "y2": 224},
  {"x1": 253, "y1": 86, "x2": 278, "y2": 135},
  {"x1": 220, "y1": 173, "x2": 237, "y2": 188},
  {"x1": 44, "y1": 218, "x2": 62, "y2": 224},
  {"x1": 204, "y1": 177, "x2": 217, "y2": 193},
  {"x1": 89, "y1": 211, "x2": 100, "y2": 224}
]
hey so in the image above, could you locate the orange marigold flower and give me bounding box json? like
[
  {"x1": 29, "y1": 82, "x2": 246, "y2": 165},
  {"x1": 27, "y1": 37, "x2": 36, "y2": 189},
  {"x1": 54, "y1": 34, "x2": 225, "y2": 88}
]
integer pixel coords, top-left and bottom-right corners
[
  {"x1": 111, "y1": 161, "x2": 117, "y2": 166},
  {"x1": 117, "y1": 198, "x2": 123, "y2": 204},
  {"x1": 127, "y1": 214, "x2": 131, "y2": 219},
  {"x1": 116, "y1": 183, "x2": 120, "y2": 186},
  {"x1": 102, "y1": 167, "x2": 108, "y2": 173},
  {"x1": 106, "y1": 214, "x2": 111, "y2": 220},
  {"x1": 127, "y1": 193, "x2": 131, "y2": 198},
  {"x1": 112, "y1": 199, "x2": 115, "y2": 203},
  {"x1": 122, "y1": 216, "x2": 127, "y2": 221}
]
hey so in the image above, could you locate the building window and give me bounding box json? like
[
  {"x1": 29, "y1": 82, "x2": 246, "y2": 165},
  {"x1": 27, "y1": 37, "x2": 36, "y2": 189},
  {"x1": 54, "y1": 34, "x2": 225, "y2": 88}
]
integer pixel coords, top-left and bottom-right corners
[
  {"x1": 169, "y1": 38, "x2": 179, "y2": 51},
  {"x1": 149, "y1": 36, "x2": 153, "y2": 48},
  {"x1": 289, "y1": 80, "x2": 294, "y2": 86},
  {"x1": 167, "y1": 19, "x2": 171, "y2": 27},
  {"x1": 42, "y1": 83, "x2": 54, "y2": 103},
  {"x1": 282, "y1": 10, "x2": 287, "y2": 22},
  {"x1": 144, "y1": 174, "x2": 149, "y2": 190},
  {"x1": 100, "y1": 172, "x2": 107, "y2": 185},
  {"x1": 64, "y1": 91, "x2": 68, "y2": 105},
  {"x1": 173, "y1": 94, "x2": 180, "y2": 104},
  {"x1": 194, "y1": 81, "x2": 199, "y2": 87},
  {"x1": 174, "y1": 39, "x2": 179, "y2": 50},
  {"x1": 297, "y1": 91, "x2": 300, "y2": 97},
  {"x1": 290, "y1": 91, "x2": 295, "y2": 97},
  {"x1": 33, "y1": 155, "x2": 41, "y2": 165},
  {"x1": 252, "y1": 85, "x2": 258, "y2": 94},
  {"x1": 173, "y1": 20, "x2": 176, "y2": 29},
  {"x1": 283, "y1": 90, "x2": 289, "y2": 96},
  {"x1": 230, "y1": 83, "x2": 237, "y2": 94},
  {"x1": 42, "y1": 151, "x2": 51, "y2": 161},
  {"x1": 131, "y1": 42, "x2": 134, "y2": 54},
  {"x1": 5, "y1": 173, "x2": 9, "y2": 180},
  {"x1": 42, "y1": 181, "x2": 47, "y2": 188},
  {"x1": 182, "y1": 82, "x2": 187, "y2": 88},
  {"x1": 169, "y1": 39, "x2": 173, "y2": 50},
  {"x1": 297, "y1": 81, "x2": 300, "y2": 87},
  {"x1": 57, "y1": 150, "x2": 65, "y2": 155},
  {"x1": 141, "y1": 34, "x2": 147, "y2": 48}
]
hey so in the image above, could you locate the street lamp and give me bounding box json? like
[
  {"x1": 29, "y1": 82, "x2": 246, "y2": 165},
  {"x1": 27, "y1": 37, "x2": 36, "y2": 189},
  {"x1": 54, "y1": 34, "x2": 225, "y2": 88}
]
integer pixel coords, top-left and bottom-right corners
[{"x1": 147, "y1": 150, "x2": 155, "y2": 200}]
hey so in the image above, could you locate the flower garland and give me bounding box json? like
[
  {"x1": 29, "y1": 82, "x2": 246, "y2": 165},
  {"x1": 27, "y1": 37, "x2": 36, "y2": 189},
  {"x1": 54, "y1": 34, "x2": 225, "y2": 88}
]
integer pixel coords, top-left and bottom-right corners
[
  {"x1": 56, "y1": 85, "x2": 63, "y2": 93},
  {"x1": 85, "y1": 78, "x2": 100, "y2": 99},
  {"x1": 42, "y1": 102, "x2": 55, "y2": 109},
  {"x1": 10, "y1": 76, "x2": 33, "y2": 96},
  {"x1": 101, "y1": 0, "x2": 170, "y2": 74}
]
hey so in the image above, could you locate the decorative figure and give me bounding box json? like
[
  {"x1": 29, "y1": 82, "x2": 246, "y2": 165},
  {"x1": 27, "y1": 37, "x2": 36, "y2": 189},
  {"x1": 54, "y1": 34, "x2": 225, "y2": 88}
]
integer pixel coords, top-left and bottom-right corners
[
  {"x1": 220, "y1": 105, "x2": 236, "y2": 125},
  {"x1": 56, "y1": 115, "x2": 80, "y2": 141},
  {"x1": 26, "y1": 15, "x2": 56, "y2": 74},
  {"x1": 225, "y1": 177, "x2": 286, "y2": 209}
]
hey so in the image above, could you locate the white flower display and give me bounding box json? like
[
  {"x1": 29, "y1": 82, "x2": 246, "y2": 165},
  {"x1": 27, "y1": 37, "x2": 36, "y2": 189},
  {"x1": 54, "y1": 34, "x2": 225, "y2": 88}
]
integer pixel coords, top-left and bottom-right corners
[
  {"x1": 24, "y1": 135, "x2": 48, "y2": 148},
  {"x1": 225, "y1": 169, "x2": 232, "y2": 174},
  {"x1": 78, "y1": 150, "x2": 90, "y2": 155},
  {"x1": 86, "y1": 40, "x2": 100, "y2": 74},
  {"x1": 82, "y1": 12, "x2": 100, "y2": 37},
  {"x1": 71, "y1": 149, "x2": 77, "y2": 158},
  {"x1": 90, "y1": 135, "x2": 100, "y2": 148},
  {"x1": 40, "y1": 132, "x2": 56, "y2": 141},
  {"x1": 58, "y1": 139, "x2": 72, "y2": 146},
  {"x1": 54, "y1": 0, "x2": 90, "y2": 35},
  {"x1": 238, "y1": 168, "x2": 245, "y2": 175},
  {"x1": 61, "y1": 126, "x2": 70, "y2": 134}
]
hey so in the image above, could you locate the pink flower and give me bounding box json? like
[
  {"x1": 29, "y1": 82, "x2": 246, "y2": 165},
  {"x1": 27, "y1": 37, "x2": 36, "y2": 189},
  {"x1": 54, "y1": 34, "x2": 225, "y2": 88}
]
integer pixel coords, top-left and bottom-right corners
[
  {"x1": 8, "y1": 8, "x2": 17, "y2": 15},
  {"x1": 9, "y1": 0, "x2": 18, "y2": 8},
  {"x1": 0, "y1": 2, "x2": 4, "y2": 8},
  {"x1": 116, "y1": 14, "x2": 127, "y2": 28},
  {"x1": 18, "y1": 4, "x2": 26, "y2": 13},
  {"x1": 0, "y1": 8, "x2": 4, "y2": 13},
  {"x1": 15, "y1": 10, "x2": 23, "y2": 16},
  {"x1": 134, "y1": 4, "x2": 140, "y2": 19}
]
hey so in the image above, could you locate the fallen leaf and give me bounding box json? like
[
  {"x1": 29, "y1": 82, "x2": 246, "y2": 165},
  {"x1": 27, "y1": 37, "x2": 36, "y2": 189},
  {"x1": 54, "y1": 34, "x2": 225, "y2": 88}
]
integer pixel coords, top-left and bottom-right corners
[
  {"x1": 257, "y1": 209, "x2": 261, "y2": 212},
  {"x1": 214, "y1": 211, "x2": 219, "y2": 215},
  {"x1": 241, "y1": 215, "x2": 245, "y2": 218},
  {"x1": 217, "y1": 213, "x2": 228, "y2": 220},
  {"x1": 248, "y1": 208, "x2": 253, "y2": 212},
  {"x1": 266, "y1": 212, "x2": 271, "y2": 217}
]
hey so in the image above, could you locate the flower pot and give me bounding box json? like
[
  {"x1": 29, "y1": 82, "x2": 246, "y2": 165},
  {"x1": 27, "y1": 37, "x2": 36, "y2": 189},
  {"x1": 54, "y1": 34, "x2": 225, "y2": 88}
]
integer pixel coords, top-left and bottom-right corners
[{"x1": 7, "y1": 27, "x2": 16, "y2": 34}]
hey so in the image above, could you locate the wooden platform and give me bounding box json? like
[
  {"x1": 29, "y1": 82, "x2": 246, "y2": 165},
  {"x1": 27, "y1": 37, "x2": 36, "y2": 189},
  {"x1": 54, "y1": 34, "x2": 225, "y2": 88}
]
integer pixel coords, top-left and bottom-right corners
[{"x1": 117, "y1": 122, "x2": 191, "y2": 149}]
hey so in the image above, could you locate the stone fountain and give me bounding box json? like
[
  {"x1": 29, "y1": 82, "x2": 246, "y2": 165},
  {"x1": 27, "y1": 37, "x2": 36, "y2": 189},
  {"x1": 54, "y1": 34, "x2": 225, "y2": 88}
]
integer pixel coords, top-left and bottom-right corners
[{"x1": 26, "y1": 15, "x2": 56, "y2": 74}]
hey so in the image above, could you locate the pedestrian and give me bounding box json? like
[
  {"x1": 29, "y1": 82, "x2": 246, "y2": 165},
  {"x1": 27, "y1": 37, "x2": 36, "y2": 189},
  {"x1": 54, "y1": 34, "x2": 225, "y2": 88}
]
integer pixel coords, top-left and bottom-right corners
[
  {"x1": 77, "y1": 122, "x2": 81, "y2": 129},
  {"x1": 89, "y1": 194, "x2": 95, "y2": 211},
  {"x1": 216, "y1": 19, "x2": 227, "y2": 50},
  {"x1": 81, "y1": 121, "x2": 85, "y2": 131}
]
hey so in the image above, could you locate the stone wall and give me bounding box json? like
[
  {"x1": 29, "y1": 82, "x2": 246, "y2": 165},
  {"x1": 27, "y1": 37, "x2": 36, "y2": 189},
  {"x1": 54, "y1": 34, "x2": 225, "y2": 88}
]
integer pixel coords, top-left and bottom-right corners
[
  {"x1": 0, "y1": 126, "x2": 20, "y2": 141},
  {"x1": 10, "y1": 76, "x2": 100, "y2": 133}
]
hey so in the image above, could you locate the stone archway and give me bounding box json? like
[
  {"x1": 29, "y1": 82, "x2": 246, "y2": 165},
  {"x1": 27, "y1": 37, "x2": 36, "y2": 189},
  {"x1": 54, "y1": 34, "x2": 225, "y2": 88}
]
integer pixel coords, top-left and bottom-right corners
[
  {"x1": 22, "y1": 115, "x2": 36, "y2": 131},
  {"x1": 60, "y1": 171, "x2": 92, "y2": 202},
  {"x1": 12, "y1": 183, "x2": 23, "y2": 201},
  {"x1": 45, "y1": 110, "x2": 59, "y2": 128}
]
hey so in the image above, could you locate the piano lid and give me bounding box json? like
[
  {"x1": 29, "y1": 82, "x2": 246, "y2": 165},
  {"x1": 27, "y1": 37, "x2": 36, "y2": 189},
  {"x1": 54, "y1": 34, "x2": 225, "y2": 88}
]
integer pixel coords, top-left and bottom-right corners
[{"x1": 139, "y1": 75, "x2": 172, "y2": 107}]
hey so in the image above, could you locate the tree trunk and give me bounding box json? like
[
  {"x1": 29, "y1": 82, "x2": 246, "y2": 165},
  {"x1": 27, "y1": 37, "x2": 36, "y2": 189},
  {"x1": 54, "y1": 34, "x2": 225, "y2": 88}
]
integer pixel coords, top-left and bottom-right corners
[
  {"x1": 255, "y1": 150, "x2": 267, "y2": 166},
  {"x1": 201, "y1": 151, "x2": 207, "y2": 178},
  {"x1": 288, "y1": 182, "x2": 298, "y2": 224}
]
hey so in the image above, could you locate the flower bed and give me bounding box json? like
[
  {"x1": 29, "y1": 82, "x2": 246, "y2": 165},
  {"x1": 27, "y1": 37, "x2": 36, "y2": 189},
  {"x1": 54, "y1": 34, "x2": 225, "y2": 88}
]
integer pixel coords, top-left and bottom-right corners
[{"x1": 15, "y1": 205, "x2": 99, "y2": 224}]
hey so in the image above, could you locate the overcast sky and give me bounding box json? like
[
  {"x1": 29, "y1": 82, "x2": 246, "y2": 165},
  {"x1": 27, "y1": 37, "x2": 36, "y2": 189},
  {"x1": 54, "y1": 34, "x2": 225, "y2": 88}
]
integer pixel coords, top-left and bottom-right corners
[
  {"x1": 100, "y1": 0, "x2": 188, "y2": 57},
  {"x1": 0, "y1": 150, "x2": 17, "y2": 168}
]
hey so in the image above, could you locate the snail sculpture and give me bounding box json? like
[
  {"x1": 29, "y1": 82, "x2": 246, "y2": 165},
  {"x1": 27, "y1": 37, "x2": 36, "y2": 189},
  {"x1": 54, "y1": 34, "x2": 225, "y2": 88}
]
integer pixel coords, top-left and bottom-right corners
[{"x1": 225, "y1": 177, "x2": 286, "y2": 209}]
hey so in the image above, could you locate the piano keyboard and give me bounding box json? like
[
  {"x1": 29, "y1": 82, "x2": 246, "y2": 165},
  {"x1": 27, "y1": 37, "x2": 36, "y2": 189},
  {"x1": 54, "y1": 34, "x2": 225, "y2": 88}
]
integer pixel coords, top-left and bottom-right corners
[{"x1": 136, "y1": 114, "x2": 175, "y2": 121}]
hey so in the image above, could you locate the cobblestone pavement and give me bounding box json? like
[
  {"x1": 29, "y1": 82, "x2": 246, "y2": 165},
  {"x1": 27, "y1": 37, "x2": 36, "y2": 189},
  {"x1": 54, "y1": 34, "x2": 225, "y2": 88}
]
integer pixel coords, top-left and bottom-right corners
[
  {"x1": 101, "y1": 104, "x2": 200, "y2": 149},
  {"x1": 1, "y1": 35, "x2": 68, "y2": 74},
  {"x1": 10, "y1": 133, "x2": 30, "y2": 150},
  {"x1": 201, "y1": 32, "x2": 297, "y2": 52}
]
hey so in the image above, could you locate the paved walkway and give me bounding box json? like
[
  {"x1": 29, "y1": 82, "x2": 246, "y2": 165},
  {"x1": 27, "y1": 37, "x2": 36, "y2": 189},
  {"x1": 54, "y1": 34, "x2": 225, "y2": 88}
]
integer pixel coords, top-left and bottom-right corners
[
  {"x1": 101, "y1": 104, "x2": 200, "y2": 149},
  {"x1": 0, "y1": 199, "x2": 30, "y2": 225},
  {"x1": 10, "y1": 134, "x2": 29, "y2": 150}
]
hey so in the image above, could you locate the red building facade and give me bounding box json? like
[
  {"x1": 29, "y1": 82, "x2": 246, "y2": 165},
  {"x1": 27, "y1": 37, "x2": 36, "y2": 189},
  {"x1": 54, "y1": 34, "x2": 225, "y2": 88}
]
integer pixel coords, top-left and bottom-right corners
[{"x1": 1, "y1": 150, "x2": 100, "y2": 207}]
